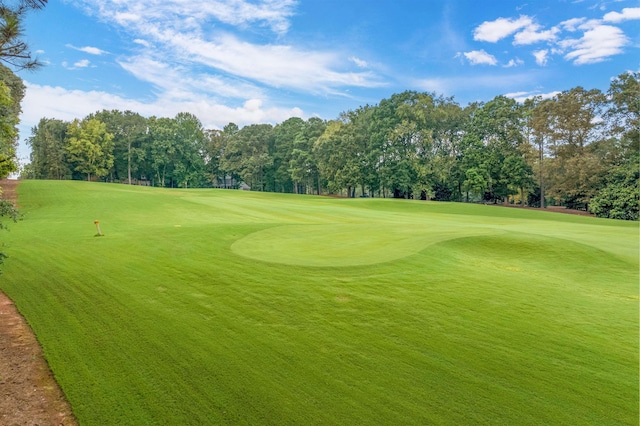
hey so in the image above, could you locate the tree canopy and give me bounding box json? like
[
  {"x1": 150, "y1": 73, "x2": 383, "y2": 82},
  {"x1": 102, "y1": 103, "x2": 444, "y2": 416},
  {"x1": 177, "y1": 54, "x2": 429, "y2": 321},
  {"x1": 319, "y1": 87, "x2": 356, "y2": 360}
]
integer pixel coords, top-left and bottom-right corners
[{"x1": 25, "y1": 72, "x2": 640, "y2": 220}]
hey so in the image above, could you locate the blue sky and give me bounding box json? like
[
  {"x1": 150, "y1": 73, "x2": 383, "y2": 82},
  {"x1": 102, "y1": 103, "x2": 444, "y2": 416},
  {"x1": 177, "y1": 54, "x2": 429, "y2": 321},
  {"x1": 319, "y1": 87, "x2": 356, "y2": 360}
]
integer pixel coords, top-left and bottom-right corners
[{"x1": 15, "y1": 0, "x2": 640, "y2": 161}]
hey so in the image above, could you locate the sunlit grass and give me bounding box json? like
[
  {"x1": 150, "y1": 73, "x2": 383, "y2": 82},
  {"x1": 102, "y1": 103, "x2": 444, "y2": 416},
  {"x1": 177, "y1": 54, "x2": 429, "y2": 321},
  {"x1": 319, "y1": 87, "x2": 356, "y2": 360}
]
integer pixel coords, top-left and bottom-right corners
[{"x1": 1, "y1": 180, "x2": 638, "y2": 425}]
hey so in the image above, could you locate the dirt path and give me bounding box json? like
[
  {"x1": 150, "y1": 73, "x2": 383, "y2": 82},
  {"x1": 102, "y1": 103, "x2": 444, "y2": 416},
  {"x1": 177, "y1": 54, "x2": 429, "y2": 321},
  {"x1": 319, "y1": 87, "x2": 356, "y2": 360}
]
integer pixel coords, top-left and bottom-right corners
[{"x1": 0, "y1": 179, "x2": 77, "y2": 426}]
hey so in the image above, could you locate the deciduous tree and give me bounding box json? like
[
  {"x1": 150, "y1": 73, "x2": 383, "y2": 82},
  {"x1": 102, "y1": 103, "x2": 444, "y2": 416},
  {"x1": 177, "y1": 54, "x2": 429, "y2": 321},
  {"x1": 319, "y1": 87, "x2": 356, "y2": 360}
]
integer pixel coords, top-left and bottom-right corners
[{"x1": 65, "y1": 118, "x2": 114, "y2": 181}]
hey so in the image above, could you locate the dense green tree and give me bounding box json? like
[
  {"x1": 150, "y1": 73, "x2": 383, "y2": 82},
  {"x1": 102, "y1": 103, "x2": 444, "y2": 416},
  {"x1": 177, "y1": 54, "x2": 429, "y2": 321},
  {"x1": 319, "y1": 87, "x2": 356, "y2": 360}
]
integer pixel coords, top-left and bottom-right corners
[
  {"x1": 0, "y1": 80, "x2": 15, "y2": 176},
  {"x1": 92, "y1": 110, "x2": 148, "y2": 184},
  {"x1": 606, "y1": 72, "x2": 639, "y2": 159},
  {"x1": 172, "y1": 112, "x2": 206, "y2": 188},
  {"x1": 221, "y1": 124, "x2": 274, "y2": 191},
  {"x1": 147, "y1": 116, "x2": 177, "y2": 187},
  {"x1": 272, "y1": 117, "x2": 304, "y2": 192},
  {"x1": 429, "y1": 97, "x2": 468, "y2": 200},
  {"x1": 526, "y1": 97, "x2": 555, "y2": 207},
  {"x1": 26, "y1": 118, "x2": 69, "y2": 179},
  {"x1": 589, "y1": 156, "x2": 639, "y2": 220},
  {"x1": 372, "y1": 91, "x2": 430, "y2": 198},
  {"x1": 202, "y1": 128, "x2": 224, "y2": 186},
  {"x1": 588, "y1": 72, "x2": 640, "y2": 219},
  {"x1": 314, "y1": 113, "x2": 367, "y2": 197},
  {"x1": 65, "y1": 118, "x2": 114, "y2": 181},
  {"x1": 289, "y1": 117, "x2": 326, "y2": 194},
  {"x1": 0, "y1": 63, "x2": 22, "y2": 178},
  {"x1": 545, "y1": 88, "x2": 607, "y2": 209},
  {"x1": 463, "y1": 96, "x2": 532, "y2": 203}
]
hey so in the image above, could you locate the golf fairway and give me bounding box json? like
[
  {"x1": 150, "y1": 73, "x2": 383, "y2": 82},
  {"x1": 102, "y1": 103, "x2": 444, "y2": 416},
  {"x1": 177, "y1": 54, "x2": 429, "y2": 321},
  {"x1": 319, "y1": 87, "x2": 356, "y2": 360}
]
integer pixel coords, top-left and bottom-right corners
[{"x1": 0, "y1": 180, "x2": 637, "y2": 425}]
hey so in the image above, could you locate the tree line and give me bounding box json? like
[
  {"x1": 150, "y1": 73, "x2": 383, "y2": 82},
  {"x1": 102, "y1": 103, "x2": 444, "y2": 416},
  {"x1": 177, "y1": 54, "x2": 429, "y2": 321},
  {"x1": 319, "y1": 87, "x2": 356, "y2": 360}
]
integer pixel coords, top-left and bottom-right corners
[{"x1": 24, "y1": 72, "x2": 639, "y2": 220}]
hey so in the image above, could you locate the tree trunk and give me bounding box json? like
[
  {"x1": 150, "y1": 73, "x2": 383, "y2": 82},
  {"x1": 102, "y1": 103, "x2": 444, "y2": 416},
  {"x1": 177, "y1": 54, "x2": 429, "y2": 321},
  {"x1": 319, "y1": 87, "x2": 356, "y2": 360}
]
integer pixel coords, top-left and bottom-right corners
[
  {"x1": 539, "y1": 142, "x2": 545, "y2": 208},
  {"x1": 127, "y1": 141, "x2": 132, "y2": 185}
]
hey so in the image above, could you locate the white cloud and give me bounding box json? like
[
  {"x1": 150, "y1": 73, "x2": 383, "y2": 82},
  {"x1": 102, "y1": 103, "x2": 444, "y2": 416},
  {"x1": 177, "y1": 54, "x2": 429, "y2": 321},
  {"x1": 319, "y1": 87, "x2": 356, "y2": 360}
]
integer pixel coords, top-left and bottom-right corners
[
  {"x1": 533, "y1": 49, "x2": 549, "y2": 66},
  {"x1": 74, "y1": 0, "x2": 298, "y2": 35},
  {"x1": 563, "y1": 25, "x2": 628, "y2": 64},
  {"x1": 69, "y1": 0, "x2": 383, "y2": 95},
  {"x1": 62, "y1": 59, "x2": 92, "y2": 70},
  {"x1": 473, "y1": 15, "x2": 533, "y2": 42},
  {"x1": 603, "y1": 7, "x2": 640, "y2": 23},
  {"x1": 503, "y1": 58, "x2": 524, "y2": 68},
  {"x1": 576, "y1": 19, "x2": 604, "y2": 31},
  {"x1": 18, "y1": 81, "x2": 306, "y2": 158},
  {"x1": 117, "y1": 55, "x2": 265, "y2": 100},
  {"x1": 74, "y1": 59, "x2": 91, "y2": 68},
  {"x1": 66, "y1": 44, "x2": 108, "y2": 55},
  {"x1": 142, "y1": 31, "x2": 383, "y2": 94},
  {"x1": 504, "y1": 90, "x2": 560, "y2": 102},
  {"x1": 133, "y1": 39, "x2": 150, "y2": 47},
  {"x1": 513, "y1": 24, "x2": 559, "y2": 45},
  {"x1": 560, "y1": 17, "x2": 586, "y2": 32},
  {"x1": 463, "y1": 49, "x2": 498, "y2": 65},
  {"x1": 21, "y1": 83, "x2": 304, "y2": 130}
]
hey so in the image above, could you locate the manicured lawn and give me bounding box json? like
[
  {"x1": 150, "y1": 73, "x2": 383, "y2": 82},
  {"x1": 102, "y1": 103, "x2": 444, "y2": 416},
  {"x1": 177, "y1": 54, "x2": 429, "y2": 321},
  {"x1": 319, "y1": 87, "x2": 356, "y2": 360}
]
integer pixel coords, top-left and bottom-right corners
[{"x1": 1, "y1": 180, "x2": 638, "y2": 425}]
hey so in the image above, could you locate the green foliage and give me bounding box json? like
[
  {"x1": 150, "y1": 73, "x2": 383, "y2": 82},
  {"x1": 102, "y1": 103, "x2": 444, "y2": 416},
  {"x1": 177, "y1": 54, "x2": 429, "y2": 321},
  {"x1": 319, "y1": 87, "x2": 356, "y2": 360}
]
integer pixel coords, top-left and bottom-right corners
[
  {"x1": 0, "y1": 81, "x2": 16, "y2": 174},
  {"x1": 26, "y1": 117, "x2": 69, "y2": 179},
  {"x1": 24, "y1": 73, "x2": 640, "y2": 219},
  {"x1": 0, "y1": 196, "x2": 19, "y2": 269},
  {"x1": 221, "y1": 123, "x2": 274, "y2": 191},
  {"x1": 0, "y1": 0, "x2": 47, "y2": 70},
  {"x1": 65, "y1": 118, "x2": 114, "y2": 181},
  {"x1": 1, "y1": 181, "x2": 637, "y2": 424},
  {"x1": 91, "y1": 109, "x2": 148, "y2": 184},
  {"x1": 589, "y1": 157, "x2": 640, "y2": 220},
  {"x1": 0, "y1": 64, "x2": 23, "y2": 178}
]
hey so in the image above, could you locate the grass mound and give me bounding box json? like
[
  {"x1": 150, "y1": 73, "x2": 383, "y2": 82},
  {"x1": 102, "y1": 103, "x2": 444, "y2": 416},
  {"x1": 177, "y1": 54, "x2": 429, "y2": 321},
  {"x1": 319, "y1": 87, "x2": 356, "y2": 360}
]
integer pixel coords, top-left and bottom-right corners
[
  {"x1": 232, "y1": 224, "x2": 494, "y2": 266},
  {"x1": 1, "y1": 180, "x2": 637, "y2": 425}
]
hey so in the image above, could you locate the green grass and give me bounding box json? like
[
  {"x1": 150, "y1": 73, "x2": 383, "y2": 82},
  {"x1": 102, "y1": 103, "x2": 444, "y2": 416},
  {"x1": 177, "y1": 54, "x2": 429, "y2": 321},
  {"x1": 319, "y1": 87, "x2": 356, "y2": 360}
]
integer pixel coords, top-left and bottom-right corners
[{"x1": 1, "y1": 180, "x2": 638, "y2": 425}]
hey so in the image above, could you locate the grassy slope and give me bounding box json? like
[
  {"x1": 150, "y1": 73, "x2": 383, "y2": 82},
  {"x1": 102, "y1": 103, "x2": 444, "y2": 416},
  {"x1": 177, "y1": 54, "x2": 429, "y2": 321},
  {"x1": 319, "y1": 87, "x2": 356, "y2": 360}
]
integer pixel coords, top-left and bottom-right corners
[{"x1": 1, "y1": 180, "x2": 638, "y2": 425}]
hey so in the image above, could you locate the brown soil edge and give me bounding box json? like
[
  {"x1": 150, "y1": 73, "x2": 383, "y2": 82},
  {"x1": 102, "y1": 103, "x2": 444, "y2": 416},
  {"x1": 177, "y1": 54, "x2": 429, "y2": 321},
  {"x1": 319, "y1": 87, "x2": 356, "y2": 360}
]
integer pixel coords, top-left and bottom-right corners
[{"x1": 0, "y1": 179, "x2": 77, "y2": 426}]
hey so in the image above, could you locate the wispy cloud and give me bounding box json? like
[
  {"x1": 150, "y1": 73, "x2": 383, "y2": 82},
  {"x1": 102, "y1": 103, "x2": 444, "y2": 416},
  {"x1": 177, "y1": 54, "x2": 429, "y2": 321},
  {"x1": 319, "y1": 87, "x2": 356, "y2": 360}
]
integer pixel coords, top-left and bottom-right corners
[
  {"x1": 463, "y1": 49, "x2": 498, "y2": 65},
  {"x1": 117, "y1": 55, "x2": 265, "y2": 100},
  {"x1": 350, "y1": 57, "x2": 368, "y2": 68},
  {"x1": 66, "y1": 44, "x2": 108, "y2": 55},
  {"x1": 76, "y1": 0, "x2": 298, "y2": 35},
  {"x1": 69, "y1": 0, "x2": 383, "y2": 96}
]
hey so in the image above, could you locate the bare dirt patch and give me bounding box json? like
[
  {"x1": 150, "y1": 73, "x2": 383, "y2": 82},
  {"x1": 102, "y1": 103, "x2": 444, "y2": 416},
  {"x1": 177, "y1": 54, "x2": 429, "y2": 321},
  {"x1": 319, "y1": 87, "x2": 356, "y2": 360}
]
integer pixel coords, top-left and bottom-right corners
[
  {"x1": 0, "y1": 178, "x2": 18, "y2": 205},
  {"x1": 0, "y1": 179, "x2": 77, "y2": 425}
]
